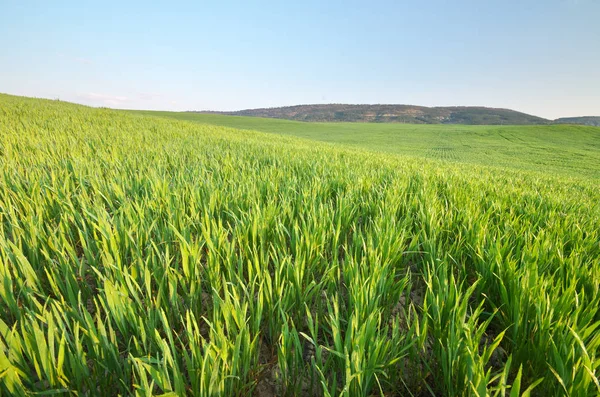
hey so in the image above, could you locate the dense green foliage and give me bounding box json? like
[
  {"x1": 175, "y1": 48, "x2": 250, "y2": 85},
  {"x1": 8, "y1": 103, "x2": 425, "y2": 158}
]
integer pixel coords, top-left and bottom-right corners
[
  {"x1": 195, "y1": 104, "x2": 550, "y2": 125},
  {"x1": 1, "y1": 94, "x2": 599, "y2": 396},
  {"x1": 134, "y1": 110, "x2": 600, "y2": 180}
]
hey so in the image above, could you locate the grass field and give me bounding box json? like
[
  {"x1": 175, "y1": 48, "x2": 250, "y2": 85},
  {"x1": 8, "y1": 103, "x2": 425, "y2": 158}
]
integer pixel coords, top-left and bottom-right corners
[
  {"x1": 1, "y1": 94, "x2": 599, "y2": 396},
  {"x1": 132, "y1": 110, "x2": 600, "y2": 180}
]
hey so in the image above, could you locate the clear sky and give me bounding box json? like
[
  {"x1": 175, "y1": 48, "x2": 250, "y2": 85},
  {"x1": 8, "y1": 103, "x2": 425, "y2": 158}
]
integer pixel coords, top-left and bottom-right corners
[{"x1": 1, "y1": 0, "x2": 598, "y2": 119}]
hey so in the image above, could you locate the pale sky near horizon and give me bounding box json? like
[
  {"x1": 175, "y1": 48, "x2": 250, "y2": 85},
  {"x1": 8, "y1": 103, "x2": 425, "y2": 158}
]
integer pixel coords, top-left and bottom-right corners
[{"x1": 1, "y1": 0, "x2": 599, "y2": 119}]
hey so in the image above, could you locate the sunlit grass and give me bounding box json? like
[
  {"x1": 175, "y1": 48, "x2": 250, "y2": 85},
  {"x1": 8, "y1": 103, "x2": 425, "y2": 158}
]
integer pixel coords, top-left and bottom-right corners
[
  {"x1": 131, "y1": 109, "x2": 600, "y2": 180},
  {"x1": 1, "y1": 94, "x2": 599, "y2": 396}
]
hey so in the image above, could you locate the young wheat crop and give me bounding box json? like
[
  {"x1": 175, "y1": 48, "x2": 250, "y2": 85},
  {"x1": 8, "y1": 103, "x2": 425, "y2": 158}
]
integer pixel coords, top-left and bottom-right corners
[{"x1": 0, "y1": 94, "x2": 599, "y2": 396}]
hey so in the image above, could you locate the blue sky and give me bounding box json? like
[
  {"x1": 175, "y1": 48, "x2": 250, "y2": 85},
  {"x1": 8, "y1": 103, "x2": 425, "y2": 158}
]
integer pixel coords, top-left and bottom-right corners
[{"x1": 1, "y1": 0, "x2": 598, "y2": 118}]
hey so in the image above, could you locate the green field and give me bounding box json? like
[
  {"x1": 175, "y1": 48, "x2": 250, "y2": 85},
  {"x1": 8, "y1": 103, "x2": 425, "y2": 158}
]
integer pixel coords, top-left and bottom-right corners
[
  {"x1": 133, "y1": 110, "x2": 600, "y2": 180},
  {"x1": 1, "y1": 94, "x2": 600, "y2": 396}
]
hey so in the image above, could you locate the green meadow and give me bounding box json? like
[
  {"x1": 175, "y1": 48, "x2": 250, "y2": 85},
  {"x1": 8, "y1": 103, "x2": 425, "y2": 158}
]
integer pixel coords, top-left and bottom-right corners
[
  {"x1": 133, "y1": 110, "x2": 600, "y2": 180},
  {"x1": 1, "y1": 94, "x2": 599, "y2": 396}
]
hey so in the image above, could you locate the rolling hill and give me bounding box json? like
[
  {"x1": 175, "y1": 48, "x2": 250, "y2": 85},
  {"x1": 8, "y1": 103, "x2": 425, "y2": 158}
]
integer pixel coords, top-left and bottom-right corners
[
  {"x1": 198, "y1": 104, "x2": 551, "y2": 125},
  {"x1": 134, "y1": 109, "x2": 600, "y2": 180},
  {"x1": 198, "y1": 104, "x2": 600, "y2": 126},
  {"x1": 555, "y1": 116, "x2": 600, "y2": 127}
]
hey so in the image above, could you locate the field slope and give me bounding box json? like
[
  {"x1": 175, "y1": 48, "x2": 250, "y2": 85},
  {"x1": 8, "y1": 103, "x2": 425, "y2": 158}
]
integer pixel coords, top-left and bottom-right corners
[
  {"x1": 134, "y1": 110, "x2": 600, "y2": 180},
  {"x1": 1, "y1": 94, "x2": 599, "y2": 396}
]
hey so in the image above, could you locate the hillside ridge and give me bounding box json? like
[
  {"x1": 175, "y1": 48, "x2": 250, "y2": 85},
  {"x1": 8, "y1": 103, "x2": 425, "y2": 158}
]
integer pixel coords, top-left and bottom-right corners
[
  {"x1": 196, "y1": 104, "x2": 548, "y2": 125},
  {"x1": 554, "y1": 116, "x2": 600, "y2": 127},
  {"x1": 196, "y1": 104, "x2": 599, "y2": 126}
]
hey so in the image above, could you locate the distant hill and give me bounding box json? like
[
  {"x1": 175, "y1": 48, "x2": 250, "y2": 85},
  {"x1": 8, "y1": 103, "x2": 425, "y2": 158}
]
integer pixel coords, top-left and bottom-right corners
[
  {"x1": 198, "y1": 104, "x2": 551, "y2": 125},
  {"x1": 554, "y1": 116, "x2": 600, "y2": 127}
]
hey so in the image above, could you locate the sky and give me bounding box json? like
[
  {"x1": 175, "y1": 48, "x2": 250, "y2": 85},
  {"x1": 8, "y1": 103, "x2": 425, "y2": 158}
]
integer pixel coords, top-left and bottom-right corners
[{"x1": 0, "y1": 0, "x2": 599, "y2": 119}]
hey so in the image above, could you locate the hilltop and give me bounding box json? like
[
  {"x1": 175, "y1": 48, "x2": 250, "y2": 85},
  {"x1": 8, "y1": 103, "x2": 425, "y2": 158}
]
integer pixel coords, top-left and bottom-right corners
[
  {"x1": 555, "y1": 116, "x2": 600, "y2": 127},
  {"x1": 198, "y1": 104, "x2": 550, "y2": 125},
  {"x1": 198, "y1": 104, "x2": 600, "y2": 126}
]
